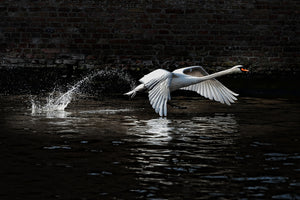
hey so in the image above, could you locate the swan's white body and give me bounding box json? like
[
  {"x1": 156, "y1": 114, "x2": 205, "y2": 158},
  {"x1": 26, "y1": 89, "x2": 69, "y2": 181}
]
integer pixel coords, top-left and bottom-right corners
[{"x1": 125, "y1": 65, "x2": 247, "y2": 116}]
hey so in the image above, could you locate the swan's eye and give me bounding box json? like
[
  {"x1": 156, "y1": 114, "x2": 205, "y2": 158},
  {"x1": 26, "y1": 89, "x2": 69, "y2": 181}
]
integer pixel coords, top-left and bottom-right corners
[{"x1": 241, "y1": 68, "x2": 249, "y2": 72}]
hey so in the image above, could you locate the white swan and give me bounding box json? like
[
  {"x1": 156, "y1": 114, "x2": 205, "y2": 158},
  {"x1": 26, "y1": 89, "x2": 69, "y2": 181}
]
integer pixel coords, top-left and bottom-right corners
[{"x1": 124, "y1": 65, "x2": 248, "y2": 116}]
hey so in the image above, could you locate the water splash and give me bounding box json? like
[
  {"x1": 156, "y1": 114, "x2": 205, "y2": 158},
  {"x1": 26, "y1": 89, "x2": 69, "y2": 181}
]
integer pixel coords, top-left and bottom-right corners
[{"x1": 31, "y1": 68, "x2": 135, "y2": 114}]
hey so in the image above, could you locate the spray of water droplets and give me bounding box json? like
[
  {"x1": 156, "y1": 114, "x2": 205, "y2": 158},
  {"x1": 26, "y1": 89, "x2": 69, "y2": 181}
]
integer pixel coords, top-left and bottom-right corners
[{"x1": 31, "y1": 68, "x2": 136, "y2": 114}]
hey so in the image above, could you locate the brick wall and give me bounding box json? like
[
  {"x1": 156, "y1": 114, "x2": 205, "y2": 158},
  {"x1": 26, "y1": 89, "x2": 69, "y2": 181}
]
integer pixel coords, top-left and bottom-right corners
[{"x1": 0, "y1": 0, "x2": 299, "y2": 73}]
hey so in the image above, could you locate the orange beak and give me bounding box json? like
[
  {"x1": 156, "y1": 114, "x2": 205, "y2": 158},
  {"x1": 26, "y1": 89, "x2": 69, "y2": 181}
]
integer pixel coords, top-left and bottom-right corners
[{"x1": 241, "y1": 68, "x2": 249, "y2": 72}]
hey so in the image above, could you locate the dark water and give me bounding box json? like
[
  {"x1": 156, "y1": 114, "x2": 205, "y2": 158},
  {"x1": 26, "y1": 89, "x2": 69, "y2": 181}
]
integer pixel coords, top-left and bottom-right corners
[{"x1": 0, "y1": 95, "x2": 299, "y2": 200}]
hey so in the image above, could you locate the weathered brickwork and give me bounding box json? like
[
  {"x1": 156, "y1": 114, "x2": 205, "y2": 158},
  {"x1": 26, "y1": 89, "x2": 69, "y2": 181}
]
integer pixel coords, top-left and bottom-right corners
[{"x1": 0, "y1": 0, "x2": 299, "y2": 72}]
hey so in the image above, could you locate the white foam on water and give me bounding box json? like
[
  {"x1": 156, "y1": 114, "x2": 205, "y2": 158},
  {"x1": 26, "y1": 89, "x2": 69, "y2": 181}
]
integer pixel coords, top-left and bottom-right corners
[
  {"x1": 31, "y1": 80, "x2": 86, "y2": 114},
  {"x1": 31, "y1": 69, "x2": 135, "y2": 114}
]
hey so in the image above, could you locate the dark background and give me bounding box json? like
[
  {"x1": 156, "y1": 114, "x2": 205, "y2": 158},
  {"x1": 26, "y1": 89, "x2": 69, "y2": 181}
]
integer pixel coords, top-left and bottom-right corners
[{"x1": 0, "y1": 0, "x2": 299, "y2": 95}]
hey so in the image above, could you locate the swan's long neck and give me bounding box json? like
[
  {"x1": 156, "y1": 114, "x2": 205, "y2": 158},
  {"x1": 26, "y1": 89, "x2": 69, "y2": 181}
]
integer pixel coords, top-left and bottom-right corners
[{"x1": 190, "y1": 68, "x2": 234, "y2": 84}]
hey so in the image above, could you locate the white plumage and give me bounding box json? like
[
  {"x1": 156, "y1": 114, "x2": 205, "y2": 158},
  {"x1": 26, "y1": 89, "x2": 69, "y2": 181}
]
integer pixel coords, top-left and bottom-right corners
[{"x1": 124, "y1": 65, "x2": 248, "y2": 116}]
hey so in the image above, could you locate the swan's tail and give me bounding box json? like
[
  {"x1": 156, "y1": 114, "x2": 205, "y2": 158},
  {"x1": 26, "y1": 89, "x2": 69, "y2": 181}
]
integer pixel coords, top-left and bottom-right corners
[{"x1": 124, "y1": 90, "x2": 137, "y2": 98}]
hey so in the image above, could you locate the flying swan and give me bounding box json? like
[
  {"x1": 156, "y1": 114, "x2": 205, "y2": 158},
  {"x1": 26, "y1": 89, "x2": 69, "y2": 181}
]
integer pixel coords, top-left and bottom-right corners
[{"x1": 124, "y1": 65, "x2": 248, "y2": 116}]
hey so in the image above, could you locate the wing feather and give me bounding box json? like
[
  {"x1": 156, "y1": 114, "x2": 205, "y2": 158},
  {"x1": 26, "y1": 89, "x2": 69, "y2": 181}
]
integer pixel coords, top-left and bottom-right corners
[
  {"x1": 200, "y1": 83, "x2": 204, "y2": 96},
  {"x1": 203, "y1": 83, "x2": 208, "y2": 98},
  {"x1": 207, "y1": 82, "x2": 213, "y2": 100},
  {"x1": 210, "y1": 81, "x2": 221, "y2": 103},
  {"x1": 211, "y1": 81, "x2": 224, "y2": 104},
  {"x1": 218, "y1": 84, "x2": 231, "y2": 105},
  {"x1": 140, "y1": 69, "x2": 172, "y2": 116},
  {"x1": 179, "y1": 66, "x2": 239, "y2": 105}
]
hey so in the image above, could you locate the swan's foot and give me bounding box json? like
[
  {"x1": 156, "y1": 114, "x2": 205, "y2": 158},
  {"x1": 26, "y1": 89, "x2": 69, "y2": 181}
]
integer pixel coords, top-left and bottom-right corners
[{"x1": 168, "y1": 102, "x2": 187, "y2": 109}]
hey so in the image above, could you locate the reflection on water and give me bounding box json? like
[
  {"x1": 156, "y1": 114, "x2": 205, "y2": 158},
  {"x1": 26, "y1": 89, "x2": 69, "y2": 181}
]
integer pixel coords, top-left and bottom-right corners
[
  {"x1": 125, "y1": 114, "x2": 241, "y2": 198},
  {"x1": 192, "y1": 114, "x2": 237, "y2": 133},
  {"x1": 32, "y1": 110, "x2": 71, "y2": 118},
  {"x1": 126, "y1": 114, "x2": 237, "y2": 146},
  {"x1": 0, "y1": 96, "x2": 299, "y2": 199},
  {"x1": 79, "y1": 108, "x2": 131, "y2": 115},
  {"x1": 127, "y1": 118, "x2": 173, "y2": 145}
]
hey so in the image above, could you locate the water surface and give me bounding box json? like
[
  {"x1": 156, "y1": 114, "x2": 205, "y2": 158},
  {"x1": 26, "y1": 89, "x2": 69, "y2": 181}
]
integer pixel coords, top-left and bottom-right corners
[{"x1": 0, "y1": 95, "x2": 299, "y2": 199}]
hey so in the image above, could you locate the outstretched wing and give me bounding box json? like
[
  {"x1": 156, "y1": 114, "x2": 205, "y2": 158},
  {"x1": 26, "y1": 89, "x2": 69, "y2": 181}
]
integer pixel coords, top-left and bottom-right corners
[
  {"x1": 180, "y1": 66, "x2": 239, "y2": 105},
  {"x1": 140, "y1": 69, "x2": 172, "y2": 116}
]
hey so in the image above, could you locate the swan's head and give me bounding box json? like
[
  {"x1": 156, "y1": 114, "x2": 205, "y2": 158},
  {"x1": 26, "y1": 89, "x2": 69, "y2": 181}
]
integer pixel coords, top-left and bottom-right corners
[{"x1": 231, "y1": 65, "x2": 249, "y2": 73}]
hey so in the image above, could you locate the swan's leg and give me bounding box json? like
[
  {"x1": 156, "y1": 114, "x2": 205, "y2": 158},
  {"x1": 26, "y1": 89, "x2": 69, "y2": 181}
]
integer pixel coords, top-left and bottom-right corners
[
  {"x1": 124, "y1": 84, "x2": 146, "y2": 98},
  {"x1": 167, "y1": 101, "x2": 187, "y2": 109}
]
